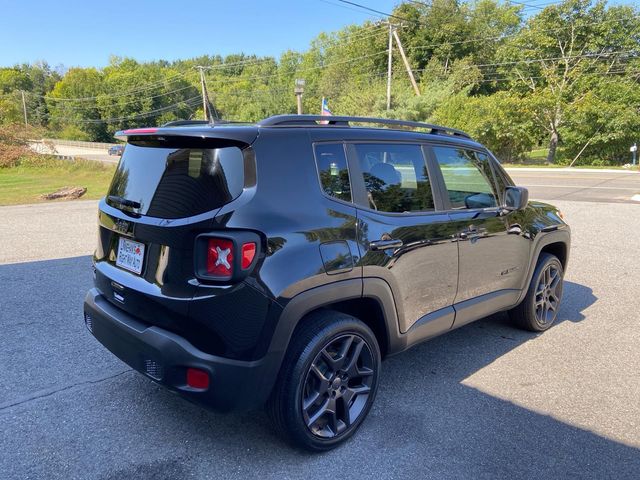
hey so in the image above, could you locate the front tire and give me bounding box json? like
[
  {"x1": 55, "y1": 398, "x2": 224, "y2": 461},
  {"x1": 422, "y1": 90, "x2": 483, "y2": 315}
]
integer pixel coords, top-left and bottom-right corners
[
  {"x1": 509, "y1": 252, "x2": 564, "y2": 332},
  {"x1": 267, "y1": 310, "x2": 381, "y2": 451}
]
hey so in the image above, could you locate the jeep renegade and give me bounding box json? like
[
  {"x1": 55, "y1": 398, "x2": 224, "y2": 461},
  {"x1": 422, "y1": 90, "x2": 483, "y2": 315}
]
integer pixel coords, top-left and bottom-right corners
[{"x1": 83, "y1": 114, "x2": 570, "y2": 451}]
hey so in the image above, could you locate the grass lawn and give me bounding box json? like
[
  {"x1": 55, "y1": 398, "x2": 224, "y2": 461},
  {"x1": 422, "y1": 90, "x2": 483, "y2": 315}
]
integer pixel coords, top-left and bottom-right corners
[
  {"x1": 527, "y1": 147, "x2": 549, "y2": 162},
  {"x1": 0, "y1": 155, "x2": 115, "y2": 206},
  {"x1": 501, "y1": 147, "x2": 637, "y2": 170}
]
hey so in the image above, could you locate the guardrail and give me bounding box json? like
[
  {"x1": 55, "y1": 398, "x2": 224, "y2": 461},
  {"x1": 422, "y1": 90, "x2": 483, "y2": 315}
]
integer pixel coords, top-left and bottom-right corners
[{"x1": 39, "y1": 138, "x2": 121, "y2": 149}]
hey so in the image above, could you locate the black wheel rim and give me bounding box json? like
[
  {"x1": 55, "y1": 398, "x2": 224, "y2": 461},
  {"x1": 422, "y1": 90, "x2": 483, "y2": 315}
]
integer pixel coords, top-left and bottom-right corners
[
  {"x1": 535, "y1": 263, "x2": 562, "y2": 326},
  {"x1": 301, "y1": 334, "x2": 375, "y2": 438}
]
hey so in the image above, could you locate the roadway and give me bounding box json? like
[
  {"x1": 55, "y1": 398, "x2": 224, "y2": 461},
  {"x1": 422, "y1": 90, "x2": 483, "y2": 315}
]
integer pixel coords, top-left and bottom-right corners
[
  {"x1": 49, "y1": 144, "x2": 117, "y2": 163},
  {"x1": 507, "y1": 168, "x2": 640, "y2": 203},
  {"x1": 29, "y1": 140, "x2": 118, "y2": 164}
]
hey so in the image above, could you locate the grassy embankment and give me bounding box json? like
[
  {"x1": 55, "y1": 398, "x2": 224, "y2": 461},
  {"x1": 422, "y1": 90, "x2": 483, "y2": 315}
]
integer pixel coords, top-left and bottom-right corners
[
  {"x1": 0, "y1": 155, "x2": 115, "y2": 206},
  {"x1": 502, "y1": 148, "x2": 638, "y2": 169}
]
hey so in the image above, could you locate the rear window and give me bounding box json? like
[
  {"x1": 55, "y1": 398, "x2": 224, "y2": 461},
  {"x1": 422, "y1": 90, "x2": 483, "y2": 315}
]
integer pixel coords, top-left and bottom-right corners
[{"x1": 107, "y1": 145, "x2": 244, "y2": 218}]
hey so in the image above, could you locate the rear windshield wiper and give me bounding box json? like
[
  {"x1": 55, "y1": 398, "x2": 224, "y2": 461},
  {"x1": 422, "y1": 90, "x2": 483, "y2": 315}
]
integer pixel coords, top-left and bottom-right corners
[{"x1": 108, "y1": 195, "x2": 141, "y2": 210}]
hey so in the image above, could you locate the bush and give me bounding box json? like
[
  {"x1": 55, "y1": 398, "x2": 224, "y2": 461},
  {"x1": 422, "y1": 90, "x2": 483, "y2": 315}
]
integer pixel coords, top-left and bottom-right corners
[
  {"x1": 0, "y1": 144, "x2": 29, "y2": 168},
  {"x1": 0, "y1": 123, "x2": 36, "y2": 168}
]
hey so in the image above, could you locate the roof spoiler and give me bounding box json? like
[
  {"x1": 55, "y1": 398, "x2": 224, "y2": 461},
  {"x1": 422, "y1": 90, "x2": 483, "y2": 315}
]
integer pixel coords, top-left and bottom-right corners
[{"x1": 114, "y1": 125, "x2": 258, "y2": 146}]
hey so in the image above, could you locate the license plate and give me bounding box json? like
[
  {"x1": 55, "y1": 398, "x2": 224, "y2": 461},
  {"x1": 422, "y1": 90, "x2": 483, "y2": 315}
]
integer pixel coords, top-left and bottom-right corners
[{"x1": 116, "y1": 237, "x2": 145, "y2": 274}]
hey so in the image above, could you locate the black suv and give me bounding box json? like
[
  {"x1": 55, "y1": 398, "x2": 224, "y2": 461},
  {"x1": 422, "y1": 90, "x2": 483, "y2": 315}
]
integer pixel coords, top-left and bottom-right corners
[{"x1": 83, "y1": 115, "x2": 570, "y2": 450}]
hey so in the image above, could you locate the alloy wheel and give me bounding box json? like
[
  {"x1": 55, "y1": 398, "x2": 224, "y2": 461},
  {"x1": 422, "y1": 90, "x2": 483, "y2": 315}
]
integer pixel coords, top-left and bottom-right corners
[
  {"x1": 535, "y1": 263, "x2": 562, "y2": 325},
  {"x1": 301, "y1": 334, "x2": 375, "y2": 438}
]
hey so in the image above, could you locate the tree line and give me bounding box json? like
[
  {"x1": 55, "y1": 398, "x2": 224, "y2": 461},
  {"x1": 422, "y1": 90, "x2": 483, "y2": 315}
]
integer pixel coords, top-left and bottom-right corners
[{"x1": 0, "y1": 0, "x2": 638, "y2": 165}]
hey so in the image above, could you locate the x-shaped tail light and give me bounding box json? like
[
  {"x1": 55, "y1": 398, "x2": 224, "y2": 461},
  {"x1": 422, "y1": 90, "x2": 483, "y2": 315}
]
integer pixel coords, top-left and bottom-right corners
[{"x1": 203, "y1": 236, "x2": 257, "y2": 280}]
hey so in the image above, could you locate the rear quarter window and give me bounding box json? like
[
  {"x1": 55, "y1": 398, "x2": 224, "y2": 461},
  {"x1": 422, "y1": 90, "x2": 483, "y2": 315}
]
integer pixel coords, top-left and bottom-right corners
[{"x1": 314, "y1": 143, "x2": 351, "y2": 202}]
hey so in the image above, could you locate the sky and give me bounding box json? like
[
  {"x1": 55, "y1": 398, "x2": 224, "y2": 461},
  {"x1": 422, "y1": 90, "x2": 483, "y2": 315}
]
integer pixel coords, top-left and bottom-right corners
[{"x1": 0, "y1": 0, "x2": 400, "y2": 68}]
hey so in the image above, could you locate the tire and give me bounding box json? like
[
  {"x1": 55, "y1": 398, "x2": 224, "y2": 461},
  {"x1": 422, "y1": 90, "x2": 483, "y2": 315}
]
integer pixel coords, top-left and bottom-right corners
[
  {"x1": 266, "y1": 310, "x2": 381, "y2": 451},
  {"x1": 509, "y1": 252, "x2": 564, "y2": 332}
]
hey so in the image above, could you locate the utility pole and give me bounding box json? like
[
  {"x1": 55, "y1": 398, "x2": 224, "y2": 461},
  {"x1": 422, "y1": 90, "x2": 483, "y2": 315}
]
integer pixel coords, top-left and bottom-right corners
[
  {"x1": 392, "y1": 29, "x2": 420, "y2": 96},
  {"x1": 294, "y1": 79, "x2": 305, "y2": 114},
  {"x1": 196, "y1": 66, "x2": 209, "y2": 122},
  {"x1": 631, "y1": 143, "x2": 637, "y2": 166},
  {"x1": 20, "y1": 90, "x2": 28, "y2": 127},
  {"x1": 195, "y1": 66, "x2": 220, "y2": 121},
  {"x1": 196, "y1": 65, "x2": 220, "y2": 122},
  {"x1": 386, "y1": 23, "x2": 393, "y2": 111}
]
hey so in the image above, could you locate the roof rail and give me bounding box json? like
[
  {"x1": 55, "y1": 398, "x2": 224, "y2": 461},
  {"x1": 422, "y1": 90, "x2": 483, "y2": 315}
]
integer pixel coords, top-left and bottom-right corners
[{"x1": 258, "y1": 114, "x2": 472, "y2": 139}]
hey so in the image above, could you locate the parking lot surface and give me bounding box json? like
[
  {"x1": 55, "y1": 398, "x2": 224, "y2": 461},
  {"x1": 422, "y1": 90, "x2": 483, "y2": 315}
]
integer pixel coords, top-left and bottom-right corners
[{"x1": 1, "y1": 196, "x2": 639, "y2": 479}]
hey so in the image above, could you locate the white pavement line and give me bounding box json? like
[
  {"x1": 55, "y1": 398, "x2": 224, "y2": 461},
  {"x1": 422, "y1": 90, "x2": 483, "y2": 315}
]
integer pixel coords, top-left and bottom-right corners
[
  {"x1": 631, "y1": 194, "x2": 640, "y2": 202},
  {"x1": 522, "y1": 184, "x2": 639, "y2": 191},
  {"x1": 505, "y1": 167, "x2": 639, "y2": 174}
]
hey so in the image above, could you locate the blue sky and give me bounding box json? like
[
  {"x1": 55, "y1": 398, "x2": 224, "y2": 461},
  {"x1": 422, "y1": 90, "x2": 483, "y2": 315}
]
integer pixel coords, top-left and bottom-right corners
[{"x1": 0, "y1": 0, "x2": 400, "y2": 68}]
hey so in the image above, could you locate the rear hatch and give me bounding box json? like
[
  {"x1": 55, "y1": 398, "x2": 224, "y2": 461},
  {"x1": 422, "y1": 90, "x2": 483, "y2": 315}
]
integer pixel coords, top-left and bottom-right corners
[{"x1": 94, "y1": 126, "x2": 258, "y2": 354}]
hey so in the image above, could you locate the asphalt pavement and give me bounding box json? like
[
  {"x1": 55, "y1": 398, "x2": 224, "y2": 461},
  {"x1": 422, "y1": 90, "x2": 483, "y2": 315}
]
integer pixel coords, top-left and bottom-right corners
[
  {"x1": 1, "y1": 184, "x2": 639, "y2": 478},
  {"x1": 507, "y1": 168, "x2": 640, "y2": 203}
]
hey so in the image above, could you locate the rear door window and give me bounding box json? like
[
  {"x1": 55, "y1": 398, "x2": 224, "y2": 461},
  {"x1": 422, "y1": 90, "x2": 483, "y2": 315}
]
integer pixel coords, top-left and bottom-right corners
[
  {"x1": 107, "y1": 145, "x2": 244, "y2": 218},
  {"x1": 352, "y1": 143, "x2": 434, "y2": 213}
]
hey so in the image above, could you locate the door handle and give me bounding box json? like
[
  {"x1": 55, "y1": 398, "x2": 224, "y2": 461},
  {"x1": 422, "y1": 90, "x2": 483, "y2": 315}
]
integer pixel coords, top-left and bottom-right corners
[{"x1": 369, "y1": 239, "x2": 403, "y2": 251}]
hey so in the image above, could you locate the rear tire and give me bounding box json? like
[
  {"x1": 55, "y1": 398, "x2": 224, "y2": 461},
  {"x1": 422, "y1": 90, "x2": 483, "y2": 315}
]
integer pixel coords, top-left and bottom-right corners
[
  {"x1": 509, "y1": 252, "x2": 564, "y2": 332},
  {"x1": 266, "y1": 310, "x2": 380, "y2": 451}
]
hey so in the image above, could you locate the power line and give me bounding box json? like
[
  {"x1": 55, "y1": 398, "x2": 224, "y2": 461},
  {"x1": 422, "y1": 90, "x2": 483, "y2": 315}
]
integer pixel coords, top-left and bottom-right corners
[
  {"x1": 50, "y1": 96, "x2": 202, "y2": 124},
  {"x1": 460, "y1": 50, "x2": 638, "y2": 70},
  {"x1": 318, "y1": 1, "x2": 640, "y2": 58},
  {"x1": 479, "y1": 68, "x2": 640, "y2": 84},
  {"x1": 23, "y1": 24, "x2": 388, "y2": 104},
  {"x1": 10, "y1": 46, "x2": 636, "y2": 118},
  {"x1": 35, "y1": 64, "x2": 639, "y2": 125},
  {"x1": 205, "y1": 50, "x2": 389, "y2": 85},
  {"x1": 317, "y1": 0, "x2": 388, "y2": 19},
  {"x1": 328, "y1": 23, "x2": 388, "y2": 42},
  {"x1": 335, "y1": 0, "x2": 419, "y2": 24},
  {"x1": 506, "y1": 0, "x2": 548, "y2": 11},
  {"x1": 41, "y1": 70, "x2": 191, "y2": 102},
  {"x1": 406, "y1": 15, "x2": 640, "y2": 54},
  {"x1": 405, "y1": 0, "x2": 431, "y2": 7},
  {"x1": 39, "y1": 84, "x2": 198, "y2": 112}
]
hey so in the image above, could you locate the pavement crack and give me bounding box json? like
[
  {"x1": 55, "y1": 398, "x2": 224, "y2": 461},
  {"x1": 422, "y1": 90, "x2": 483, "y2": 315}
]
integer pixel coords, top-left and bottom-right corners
[{"x1": 0, "y1": 369, "x2": 133, "y2": 413}]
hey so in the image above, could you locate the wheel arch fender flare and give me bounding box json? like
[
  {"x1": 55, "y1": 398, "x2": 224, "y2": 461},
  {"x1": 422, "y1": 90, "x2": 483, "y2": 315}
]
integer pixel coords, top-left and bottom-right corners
[
  {"x1": 517, "y1": 228, "x2": 571, "y2": 304},
  {"x1": 267, "y1": 278, "x2": 405, "y2": 372}
]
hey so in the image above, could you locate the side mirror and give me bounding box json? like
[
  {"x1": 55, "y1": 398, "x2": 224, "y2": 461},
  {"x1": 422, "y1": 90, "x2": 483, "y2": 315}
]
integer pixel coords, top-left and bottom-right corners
[{"x1": 504, "y1": 186, "x2": 529, "y2": 211}]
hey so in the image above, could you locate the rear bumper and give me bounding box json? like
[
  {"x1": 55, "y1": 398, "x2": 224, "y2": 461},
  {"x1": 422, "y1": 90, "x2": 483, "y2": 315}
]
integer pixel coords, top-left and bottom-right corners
[{"x1": 83, "y1": 288, "x2": 281, "y2": 412}]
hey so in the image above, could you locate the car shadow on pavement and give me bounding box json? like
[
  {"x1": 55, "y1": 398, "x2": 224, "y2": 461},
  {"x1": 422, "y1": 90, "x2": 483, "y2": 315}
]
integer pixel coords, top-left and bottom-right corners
[
  {"x1": 3, "y1": 257, "x2": 637, "y2": 479},
  {"x1": 107, "y1": 279, "x2": 638, "y2": 479},
  {"x1": 558, "y1": 280, "x2": 597, "y2": 323}
]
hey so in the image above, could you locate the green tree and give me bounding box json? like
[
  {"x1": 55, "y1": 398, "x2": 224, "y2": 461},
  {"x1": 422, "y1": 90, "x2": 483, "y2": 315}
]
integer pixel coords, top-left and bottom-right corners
[
  {"x1": 98, "y1": 57, "x2": 198, "y2": 130},
  {"x1": 561, "y1": 75, "x2": 640, "y2": 165},
  {"x1": 497, "y1": 0, "x2": 640, "y2": 163},
  {"x1": 435, "y1": 90, "x2": 534, "y2": 162},
  {"x1": 47, "y1": 67, "x2": 107, "y2": 140}
]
